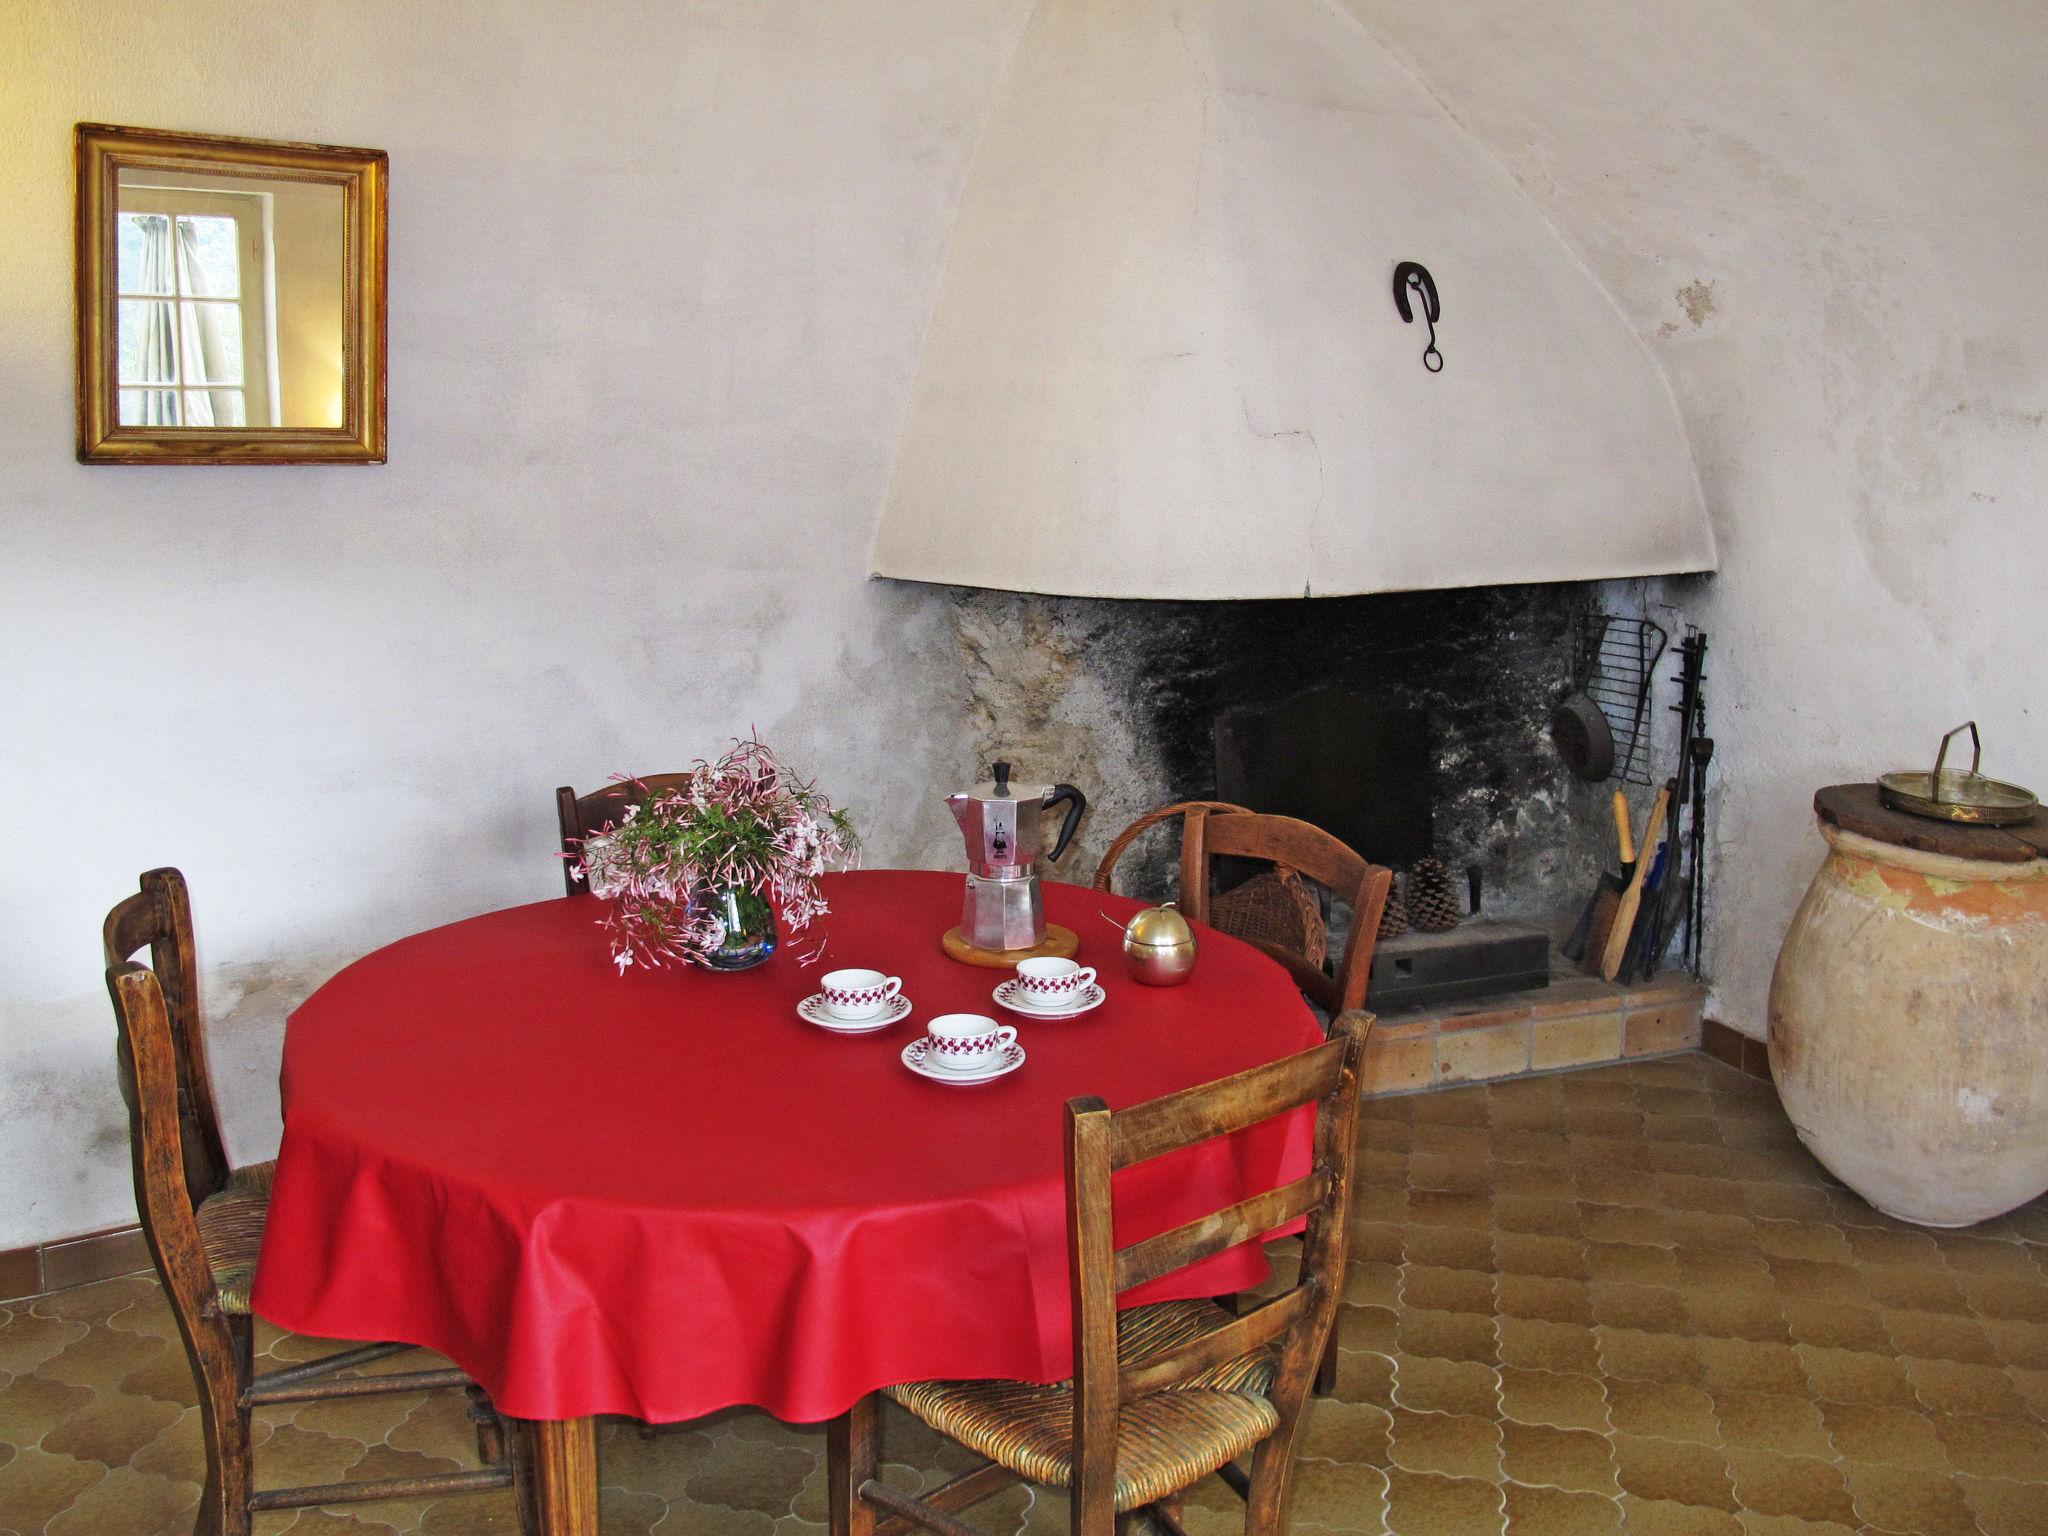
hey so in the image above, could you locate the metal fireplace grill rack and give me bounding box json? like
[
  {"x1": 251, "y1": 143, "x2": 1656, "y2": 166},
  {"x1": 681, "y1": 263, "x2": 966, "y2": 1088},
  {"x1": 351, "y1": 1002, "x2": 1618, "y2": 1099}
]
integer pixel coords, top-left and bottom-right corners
[{"x1": 1579, "y1": 613, "x2": 1669, "y2": 787}]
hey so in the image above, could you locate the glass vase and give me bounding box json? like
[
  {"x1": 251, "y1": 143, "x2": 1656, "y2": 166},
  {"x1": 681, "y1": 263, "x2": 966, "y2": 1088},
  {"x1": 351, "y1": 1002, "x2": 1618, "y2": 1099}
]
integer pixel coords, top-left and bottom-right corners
[{"x1": 696, "y1": 884, "x2": 778, "y2": 971}]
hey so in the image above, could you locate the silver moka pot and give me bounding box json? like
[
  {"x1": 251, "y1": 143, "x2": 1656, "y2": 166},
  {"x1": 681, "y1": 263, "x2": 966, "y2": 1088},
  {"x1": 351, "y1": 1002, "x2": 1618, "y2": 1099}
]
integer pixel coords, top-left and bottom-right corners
[{"x1": 945, "y1": 762, "x2": 1087, "y2": 952}]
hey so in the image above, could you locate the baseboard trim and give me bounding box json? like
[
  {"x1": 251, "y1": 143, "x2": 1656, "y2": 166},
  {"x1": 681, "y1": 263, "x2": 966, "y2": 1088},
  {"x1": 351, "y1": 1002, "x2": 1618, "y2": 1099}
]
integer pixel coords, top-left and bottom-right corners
[
  {"x1": 0, "y1": 1222, "x2": 150, "y2": 1304},
  {"x1": 1701, "y1": 1017, "x2": 1771, "y2": 1080}
]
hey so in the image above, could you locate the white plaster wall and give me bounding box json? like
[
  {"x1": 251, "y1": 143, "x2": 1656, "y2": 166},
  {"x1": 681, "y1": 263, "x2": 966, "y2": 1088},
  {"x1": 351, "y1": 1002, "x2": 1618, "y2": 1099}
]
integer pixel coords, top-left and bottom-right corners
[
  {"x1": 0, "y1": 0, "x2": 1032, "y2": 1248},
  {"x1": 1341, "y1": 0, "x2": 2048, "y2": 1039}
]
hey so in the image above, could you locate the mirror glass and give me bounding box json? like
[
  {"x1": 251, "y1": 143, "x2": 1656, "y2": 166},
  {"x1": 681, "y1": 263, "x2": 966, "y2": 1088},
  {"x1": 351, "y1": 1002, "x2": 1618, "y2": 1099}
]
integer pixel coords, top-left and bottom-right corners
[
  {"x1": 114, "y1": 168, "x2": 346, "y2": 430},
  {"x1": 77, "y1": 124, "x2": 385, "y2": 464}
]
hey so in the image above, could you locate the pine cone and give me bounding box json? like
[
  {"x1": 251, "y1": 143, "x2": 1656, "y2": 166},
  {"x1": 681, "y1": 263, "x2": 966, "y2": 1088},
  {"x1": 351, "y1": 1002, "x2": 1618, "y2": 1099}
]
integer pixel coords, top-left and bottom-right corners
[
  {"x1": 1407, "y1": 856, "x2": 1462, "y2": 933},
  {"x1": 1377, "y1": 888, "x2": 1410, "y2": 940}
]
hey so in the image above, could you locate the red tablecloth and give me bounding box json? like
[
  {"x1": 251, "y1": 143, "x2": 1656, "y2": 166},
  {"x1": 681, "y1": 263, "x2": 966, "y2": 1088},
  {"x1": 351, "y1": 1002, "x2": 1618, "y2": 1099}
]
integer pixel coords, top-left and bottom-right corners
[{"x1": 252, "y1": 871, "x2": 1322, "y2": 1423}]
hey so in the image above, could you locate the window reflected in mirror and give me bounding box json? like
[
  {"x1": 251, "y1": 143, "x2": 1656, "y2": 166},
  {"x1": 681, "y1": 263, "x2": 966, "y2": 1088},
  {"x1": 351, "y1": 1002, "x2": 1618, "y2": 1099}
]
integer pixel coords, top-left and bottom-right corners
[{"x1": 77, "y1": 125, "x2": 384, "y2": 464}]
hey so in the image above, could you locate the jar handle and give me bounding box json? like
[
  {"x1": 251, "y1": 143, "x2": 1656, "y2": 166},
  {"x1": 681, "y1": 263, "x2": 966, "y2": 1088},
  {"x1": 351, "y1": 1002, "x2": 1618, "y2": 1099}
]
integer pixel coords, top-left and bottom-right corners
[{"x1": 1931, "y1": 721, "x2": 1981, "y2": 804}]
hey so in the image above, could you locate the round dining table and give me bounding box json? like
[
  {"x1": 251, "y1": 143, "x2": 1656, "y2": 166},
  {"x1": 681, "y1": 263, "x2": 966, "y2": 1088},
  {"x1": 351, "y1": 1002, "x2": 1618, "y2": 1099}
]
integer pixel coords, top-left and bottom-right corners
[{"x1": 252, "y1": 869, "x2": 1323, "y2": 1534}]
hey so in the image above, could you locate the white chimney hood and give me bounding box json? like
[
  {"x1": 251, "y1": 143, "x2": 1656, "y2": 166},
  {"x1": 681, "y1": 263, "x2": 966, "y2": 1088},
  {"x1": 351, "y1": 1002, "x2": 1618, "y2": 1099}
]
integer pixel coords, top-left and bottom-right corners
[{"x1": 871, "y1": 0, "x2": 1717, "y2": 600}]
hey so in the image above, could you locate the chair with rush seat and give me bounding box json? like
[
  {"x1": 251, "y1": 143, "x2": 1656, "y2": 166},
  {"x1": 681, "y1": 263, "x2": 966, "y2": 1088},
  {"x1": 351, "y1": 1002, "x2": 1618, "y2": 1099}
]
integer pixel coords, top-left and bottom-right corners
[
  {"x1": 827, "y1": 1011, "x2": 1372, "y2": 1536},
  {"x1": 102, "y1": 867, "x2": 533, "y2": 1536},
  {"x1": 555, "y1": 774, "x2": 694, "y2": 895},
  {"x1": 1094, "y1": 804, "x2": 1393, "y2": 1017}
]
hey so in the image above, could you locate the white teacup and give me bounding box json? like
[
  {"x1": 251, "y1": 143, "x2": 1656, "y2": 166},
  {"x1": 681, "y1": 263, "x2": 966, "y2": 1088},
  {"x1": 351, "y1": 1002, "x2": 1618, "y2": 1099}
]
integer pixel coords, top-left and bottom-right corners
[
  {"x1": 927, "y1": 1013, "x2": 1019, "y2": 1072},
  {"x1": 1014, "y1": 957, "x2": 1098, "y2": 1009},
  {"x1": 820, "y1": 968, "x2": 903, "y2": 1020}
]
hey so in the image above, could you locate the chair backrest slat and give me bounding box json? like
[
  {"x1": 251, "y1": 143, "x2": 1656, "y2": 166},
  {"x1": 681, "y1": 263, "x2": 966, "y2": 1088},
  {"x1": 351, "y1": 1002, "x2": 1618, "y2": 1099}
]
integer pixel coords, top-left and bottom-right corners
[
  {"x1": 1116, "y1": 1288, "x2": 1312, "y2": 1404},
  {"x1": 1113, "y1": 1168, "x2": 1331, "y2": 1294},
  {"x1": 1109, "y1": 1036, "x2": 1348, "y2": 1171}
]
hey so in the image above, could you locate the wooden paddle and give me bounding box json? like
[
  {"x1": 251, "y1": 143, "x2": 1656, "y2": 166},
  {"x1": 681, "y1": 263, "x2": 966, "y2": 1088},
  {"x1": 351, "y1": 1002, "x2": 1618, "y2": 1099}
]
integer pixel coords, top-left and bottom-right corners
[{"x1": 1601, "y1": 785, "x2": 1670, "y2": 981}]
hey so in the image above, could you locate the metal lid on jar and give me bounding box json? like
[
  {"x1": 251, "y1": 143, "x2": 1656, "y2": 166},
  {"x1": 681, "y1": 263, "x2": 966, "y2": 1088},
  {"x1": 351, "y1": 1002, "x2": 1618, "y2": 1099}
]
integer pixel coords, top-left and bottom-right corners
[
  {"x1": 1124, "y1": 902, "x2": 1195, "y2": 948},
  {"x1": 1880, "y1": 723, "x2": 2038, "y2": 827}
]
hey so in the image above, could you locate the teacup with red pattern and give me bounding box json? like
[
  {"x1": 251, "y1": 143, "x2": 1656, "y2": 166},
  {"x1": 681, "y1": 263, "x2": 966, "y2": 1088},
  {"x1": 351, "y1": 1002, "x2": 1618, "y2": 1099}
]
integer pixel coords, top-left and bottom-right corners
[
  {"x1": 1013, "y1": 957, "x2": 1099, "y2": 1010},
  {"x1": 926, "y1": 1013, "x2": 1019, "y2": 1072},
  {"x1": 820, "y1": 968, "x2": 903, "y2": 1021}
]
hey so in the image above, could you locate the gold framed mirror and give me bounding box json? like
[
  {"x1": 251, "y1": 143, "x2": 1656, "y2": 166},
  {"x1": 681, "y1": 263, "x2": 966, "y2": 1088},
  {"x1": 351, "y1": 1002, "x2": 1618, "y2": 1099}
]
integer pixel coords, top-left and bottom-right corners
[{"x1": 75, "y1": 123, "x2": 387, "y2": 464}]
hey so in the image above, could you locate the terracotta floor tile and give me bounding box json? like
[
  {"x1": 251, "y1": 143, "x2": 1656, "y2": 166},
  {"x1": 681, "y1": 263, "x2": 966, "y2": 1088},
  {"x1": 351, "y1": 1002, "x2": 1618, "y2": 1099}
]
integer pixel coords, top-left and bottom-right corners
[
  {"x1": 1667, "y1": 1212, "x2": 1761, "y2": 1253},
  {"x1": 1583, "y1": 1241, "x2": 1684, "y2": 1287},
  {"x1": 1289, "y1": 1456, "x2": 1391, "y2": 1531},
  {"x1": 1402, "y1": 1227, "x2": 1496, "y2": 1273},
  {"x1": 1351, "y1": 1222, "x2": 1406, "y2": 1266},
  {"x1": 1337, "y1": 1303, "x2": 1400, "y2": 1355},
  {"x1": 1495, "y1": 1318, "x2": 1604, "y2": 1376},
  {"x1": 1576, "y1": 1165, "x2": 1662, "y2": 1207},
  {"x1": 1392, "y1": 1355, "x2": 1501, "y2": 1419},
  {"x1": 1610, "y1": 1433, "x2": 1738, "y2": 1510},
  {"x1": 1931, "y1": 1411, "x2": 2048, "y2": 1481},
  {"x1": 1723, "y1": 1448, "x2": 1860, "y2": 1527},
  {"x1": 1864, "y1": 1265, "x2": 1974, "y2": 1318},
  {"x1": 1986, "y1": 1319, "x2": 2048, "y2": 1371},
  {"x1": 1843, "y1": 1225, "x2": 1946, "y2": 1269},
  {"x1": 1381, "y1": 1467, "x2": 1505, "y2": 1536},
  {"x1": 1734, "y1": 1515, "x2": 1861, "y2": 1536},
  {"x1": 2010, "y1": 1364, "x2": 2048, "y2": 1418},
  {"x1": 1778, "y1": 1298, "x2": 1895, "y2": 1353},
  {"x1": 1298, "y1": 1396, "x2": 1395, "y2": 1467},
  {"x1": 1411, "y1": 1094, "x2": 1493, "y2": 1128},
  {"x1": 1686, "y1": 1290, "x2": 1791, "y2": 1345},
  {"x1": 1674, "y1": 1247, "x2": 1778, "y2": 1296},
  {"x1": 1497, "y1": 1419, "x2": 1619, "y2": 1495},
  {"x1": 1659, "y1": 1176, "x2": 1752, "y2": 1216},
  {"x1": 1343, "y1": 1259, "x2": 1402, "y2": 1310},
  {"x1": 0, "y1": 1443, "x2": 107, "y2": 1530},
  {"x1": 1491, "y1": 1234, "x2": 1587, "y2": 1282},
  {"x1": 1565, "y1": 1106, "x2": 1644, "y2": 1139},
  {"x1": 1386, "y1": 1408, "x2": 1502, "y2": 1482},
  {"x1": 1402, "y1": 1266, "x2": 1497, "y2": 1318},
  {"x1": 1708, "y1": 1391, "x2": 1836, "y2": 1459},
  {"x1": 1500, "y1": 1481, "x2": 1624, "y2": 1536},
  {"x1": 1495, "y1": 1274, "x2": 1594, "y2": 1328},
  {"x1": 1490, "y1": 1162, "x2": 1579, "y2": 1202},
  {"x1": 1590, "y1": 1282, "x2": 1693, "y2": 1335},
  {"x1": 1763, "y1": 1258, "x2": 1870, "y2": 1304},
  {"x1": 1740, "y1": 1185, "x2": 1838, "y2": 1224},
  {"x1": 1396, "y1": 1308, "x2": 1498, "y2": 1367},
  {"x1": 1603, "y1": 1378, "x2": 1721, "y2": 1444},
  {"x1": 1582, "y1": 1204, "x2": 1674, "y2": 1246},
  {"x1": 1599, "y1": 1328, "x2": 1707, "y2": 1386},
  {"x1": 1619, "y1": 1494, "x2": 1746, "y2": 1535},
  {"x1": 1495, "y1": 1367, "x2": 1612, "y2": 1433},
  {"x1": 1493, "y1": 1195, "x2": 1583, "y2": 1238},
  {"x1": 1957, "y1": 1472, "x2": 2048, "y2": 1536},
  {"x1": 1964, "y1": 1275, "x2": 2048, "y2": 1325},
  {"x1": 1941, "y1": 1236, "x2": 2047, "y2": 1281},
  {"x1": 1903, "y1": 1356, "x2": 2033, "y2": 1418},
  {"x1": 1819, "y1": 1400, "x2": 1951, "y2": 1470},
  {"x1": 1794, "y1": 1346, "x2": 1917, "y2": 1408},
  {"x1": 1491, "y1": 1131, "x2": 1575, "y2": 1169},
  {"x1": 1332, "y1": 1344, "x2": 1398, "y2": 1405},
  {"x1": 1882, "y1": 1307, "x2": 2003, "y2": 1365},
  {"x1": 1844, "y1": 1460, "x2": 1987, "y2": 1536},
  {"x1": 1408, "y1": 1152, "x2": 1495, "y2": 1195}
]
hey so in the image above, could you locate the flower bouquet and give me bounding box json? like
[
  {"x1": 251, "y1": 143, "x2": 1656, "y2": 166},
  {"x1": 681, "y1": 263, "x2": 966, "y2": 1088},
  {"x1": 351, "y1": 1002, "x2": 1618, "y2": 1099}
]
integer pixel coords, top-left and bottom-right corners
[{"x1": 574, "y1": 738, "x2": 857, "y2": 973}]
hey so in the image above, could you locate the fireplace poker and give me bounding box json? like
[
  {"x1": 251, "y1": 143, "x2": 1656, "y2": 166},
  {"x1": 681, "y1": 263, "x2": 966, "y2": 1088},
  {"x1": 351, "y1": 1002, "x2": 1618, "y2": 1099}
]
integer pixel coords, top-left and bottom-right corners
[{"x1": 1686, "y1": 735, "x2": 1714, "y2": 975}]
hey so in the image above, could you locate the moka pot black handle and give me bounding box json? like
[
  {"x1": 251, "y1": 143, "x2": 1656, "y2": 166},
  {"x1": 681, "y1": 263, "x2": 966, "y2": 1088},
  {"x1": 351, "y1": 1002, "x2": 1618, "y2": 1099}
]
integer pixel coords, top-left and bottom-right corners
[{"x1": 1043, "y1": 784, "x2": 1087, "y2": 863}]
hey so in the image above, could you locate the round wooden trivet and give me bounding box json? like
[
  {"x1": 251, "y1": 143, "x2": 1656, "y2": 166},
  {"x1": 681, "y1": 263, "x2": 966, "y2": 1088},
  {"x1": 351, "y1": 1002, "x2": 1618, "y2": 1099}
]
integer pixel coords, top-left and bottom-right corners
[{"x1": 940, "y1": 923, "x2": 1081, "y2": 969}]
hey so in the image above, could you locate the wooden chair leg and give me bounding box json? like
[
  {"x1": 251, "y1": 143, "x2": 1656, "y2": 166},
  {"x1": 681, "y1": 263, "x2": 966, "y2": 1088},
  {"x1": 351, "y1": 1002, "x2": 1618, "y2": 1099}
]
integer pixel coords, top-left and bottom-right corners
[
  {"x1": 1240, "y1": 1409, "x2": 1311, "y2": 1536},
  {"x1": 827, "y1": 1393, "x2": 879, "y2": 1536},
  {"x1": 190, "y1": 1313, "x2": 255, "y2": 1536},
  {"x1": 1313, "y1": 1334, "x2": 1338, "y2": 1397},
  {"x1": 507, "y1": 1416, "x2": 541, "y2": 1536},
  {"x1": 526, "y1": 1417, "x2": 599, "y2": 1536},
  {"x1": 467, "y1": 1383, "x2": 509, "y2": 1465}
]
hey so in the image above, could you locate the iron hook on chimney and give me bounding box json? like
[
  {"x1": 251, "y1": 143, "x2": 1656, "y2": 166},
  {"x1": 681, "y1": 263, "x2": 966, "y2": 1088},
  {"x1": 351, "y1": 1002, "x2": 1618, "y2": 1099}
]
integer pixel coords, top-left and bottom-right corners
[{"x1": 1392, "y1": 261, "x2": 1443, "y2": 373}]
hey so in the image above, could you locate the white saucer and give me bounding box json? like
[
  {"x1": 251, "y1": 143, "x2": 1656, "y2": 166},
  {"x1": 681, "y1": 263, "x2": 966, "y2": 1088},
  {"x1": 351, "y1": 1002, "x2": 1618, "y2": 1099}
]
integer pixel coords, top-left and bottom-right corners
[
  {"x1": 902, "y1": 1037, "x2": 1025, "y2": 1084},
  {"x1": 798, "y1": 993, "x2": 912, "y2": 1034},
  {"x1": 993, "y1": 979, "x2": 1106, "y2": 1020}
]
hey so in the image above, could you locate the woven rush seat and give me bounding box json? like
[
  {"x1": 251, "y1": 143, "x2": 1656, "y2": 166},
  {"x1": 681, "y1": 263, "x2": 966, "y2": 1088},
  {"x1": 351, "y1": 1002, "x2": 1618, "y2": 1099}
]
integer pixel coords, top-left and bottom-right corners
[
  {"x1": 885, "y1": 1299, "x2": 1280, "y2": 1511},
  {"x1": 194, "y1": 1160, "x2": 275, "y2": 1314}
]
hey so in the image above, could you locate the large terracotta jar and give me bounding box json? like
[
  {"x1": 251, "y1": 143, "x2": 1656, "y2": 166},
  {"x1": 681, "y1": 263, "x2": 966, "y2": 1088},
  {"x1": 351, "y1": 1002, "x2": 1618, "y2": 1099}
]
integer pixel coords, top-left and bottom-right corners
[{"x1": 1768, "y1": 786, "x2": 2048, "y2": 1226}]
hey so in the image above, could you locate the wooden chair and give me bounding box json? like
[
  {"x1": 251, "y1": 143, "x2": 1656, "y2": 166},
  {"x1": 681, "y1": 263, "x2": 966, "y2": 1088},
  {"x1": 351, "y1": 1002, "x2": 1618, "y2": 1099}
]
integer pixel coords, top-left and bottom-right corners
[
  {"x1": 1095, "y1": 804, "x2": 1394, "y2": 1016},
  {"x1": 555, "y1": 774, "x2": 693, "y2": 896},
  {"x1": 103, "y1": 868, "x2": 533, "y2": 1536},
  {"x1": 828, "y1": 1011, "x2": 1373, "y2": 1536}
]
